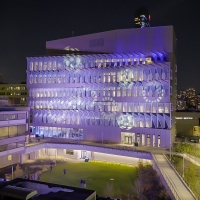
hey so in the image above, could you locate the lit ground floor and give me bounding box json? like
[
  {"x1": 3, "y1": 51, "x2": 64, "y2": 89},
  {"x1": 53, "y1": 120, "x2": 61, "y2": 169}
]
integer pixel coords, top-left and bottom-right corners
[
  {"x1": 31, "y1": 124, "x2": 171, "y2": 148},
  {"x1": 22, "y1": 148, "x2": 150, "y2": 166},
  {"x1": 0, "y1": 143, "x2": 151, "y2": 171}
]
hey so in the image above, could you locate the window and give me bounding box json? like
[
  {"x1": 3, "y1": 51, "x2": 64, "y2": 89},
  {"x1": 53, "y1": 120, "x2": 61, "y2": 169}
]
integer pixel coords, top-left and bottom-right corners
[
  {"x1": 4, "y1": 115, "x2": 9, "y2": 120},
  {"x1": 0, "y1": 144, "x2": 7, "y2": 152},
  {"x1": 66, "y1": 150, "x2": 74, "y2": 155},
  {"x1": 8, "y1": 155, "x2": 12, "y2": 161},
  {"x1": 10, "y1": 114, "x2": 17, "y2": 120},
  {"x1": 0, "y1": 127, "x2": 8, "y2": 138},
  {"x1": 9, "y1": 126, "x2": 18, "y2": 137},
  {"x1": 8, "y1": 143, "x2": 17, "y2": 150},
  {"x1": 30, "y1": 62, "x2": 34, "y2": 71}
]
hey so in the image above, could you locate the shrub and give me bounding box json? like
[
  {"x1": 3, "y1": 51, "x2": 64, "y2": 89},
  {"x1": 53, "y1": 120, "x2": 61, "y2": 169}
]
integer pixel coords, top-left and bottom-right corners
[{"x1": 174, "y1": 143, "x2": 200, "y2": 158}]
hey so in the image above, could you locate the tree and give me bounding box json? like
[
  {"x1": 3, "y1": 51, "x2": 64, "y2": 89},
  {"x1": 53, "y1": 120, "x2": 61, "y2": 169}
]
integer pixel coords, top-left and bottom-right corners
[
  {"x1": 132, "y1": 177, "x2": 147, "y2": 200},
  {"x1": 14, "y1": 164, "x2": 24, "y2": 178}
]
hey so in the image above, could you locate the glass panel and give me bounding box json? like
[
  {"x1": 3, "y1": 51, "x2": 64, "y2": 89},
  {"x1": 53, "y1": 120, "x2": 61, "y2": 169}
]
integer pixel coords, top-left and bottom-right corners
[
  {"x1": 9, "y1": 126, "x2": 18, "y2": 137},
  {"x1": 0, "y1": 127, "x2": 8, "y2": 139}
]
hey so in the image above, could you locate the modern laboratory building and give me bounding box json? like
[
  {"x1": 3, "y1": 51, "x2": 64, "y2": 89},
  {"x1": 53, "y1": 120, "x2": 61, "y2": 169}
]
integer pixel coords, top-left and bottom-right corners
[{"x1": 27, "y1": 26, "x2": 177, "y2": 148}]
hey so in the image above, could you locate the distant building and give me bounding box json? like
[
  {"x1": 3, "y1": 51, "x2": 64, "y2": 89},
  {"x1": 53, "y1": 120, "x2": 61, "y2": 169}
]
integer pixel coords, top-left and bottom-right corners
[
  {"x1": 177, "y1": 88, "x2": 198, "y2": 111},
  {"x1": 177, "y1": 90, "x2": 187, "y2": 110},
  {"x1": 0, "y1": 106, "x2": 30, "y2": 168},
  {"x1": 196, "y1": 93, "x2": 200, "y2": 111},
  {"x1": 0, "y1": 84, "x2": 28, "y2": 106},
  {"x1": 134, "y1": 7, "x2": 150, "y2": 28}
]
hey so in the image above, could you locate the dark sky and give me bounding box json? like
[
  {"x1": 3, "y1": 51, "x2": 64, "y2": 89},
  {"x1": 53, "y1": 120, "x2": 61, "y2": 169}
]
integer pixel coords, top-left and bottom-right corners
[{"x1": 0, "y1": 0, "x2": 200, "y2": 92}]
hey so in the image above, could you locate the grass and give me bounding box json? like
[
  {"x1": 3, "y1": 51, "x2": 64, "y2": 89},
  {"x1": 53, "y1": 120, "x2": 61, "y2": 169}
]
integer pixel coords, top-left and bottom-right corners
[{"x1": 40, "y1": 162, "x2": 137, "y2": 198}]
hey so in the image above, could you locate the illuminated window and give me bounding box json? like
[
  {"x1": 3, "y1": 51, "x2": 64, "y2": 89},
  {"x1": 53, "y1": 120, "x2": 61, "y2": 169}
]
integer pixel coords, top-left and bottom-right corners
[
  {"x1": 117, "y1": 88, "x2": 121, "y2": 97},
  {"x1": 10, "y1": 114, "x2": 17, "y2": 120},
  {"x1": 122, "y1": 88, "x2": 126, "y2": 97},
  {"x1": 30, "y1": 62, "x2": 34, "y2": 71},
  {"x1": 66, "y1": 150, "x2": 74, "y2": 155},
  {"x1": 35, "y1": 62, "x2": 39, "y2": 71},
  {"x1": 8, "y1": 155, "x2": 12, "y2": 161},
  {"x1": 53, "y1": 61, "x2": 57, "y2": 70},
  {"x1": 112, "y1": 88, "x2": 116, "y2": 97},
  {"x1": 48, "y1": 61, "x2": 52, "y2": 70},
  {"x1": 103, "y1": 74, "x2": 106, "y2": 83},
  {"x1": 44, "y1": 62, "x2": 47, "y2": 70},
  {"x1": 108, "y1": 74, "x2": 110, "y2": 82},
  {"x1": 39, "y1": 62, "x2": 43, "y2": 70}
]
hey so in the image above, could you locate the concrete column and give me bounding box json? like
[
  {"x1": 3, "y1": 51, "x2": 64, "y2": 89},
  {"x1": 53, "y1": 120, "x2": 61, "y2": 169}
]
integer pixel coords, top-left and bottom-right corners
[{"x1": 20, "y1": 154, "x2": 23, "y2": 164}]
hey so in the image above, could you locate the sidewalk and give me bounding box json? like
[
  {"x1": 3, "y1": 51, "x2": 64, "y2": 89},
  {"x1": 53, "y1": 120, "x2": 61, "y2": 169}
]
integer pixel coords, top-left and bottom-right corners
[{"x1": 153, "y1": 154, "x2": 196, "y2": 200}]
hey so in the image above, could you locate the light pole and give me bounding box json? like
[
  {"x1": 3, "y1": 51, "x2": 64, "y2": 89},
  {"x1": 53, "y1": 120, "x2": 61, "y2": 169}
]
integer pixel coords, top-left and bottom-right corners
[
  {"x1": 55, "y1": 149, "x2": 57, "y2": 166},
  {"x1": 12, "y1": 166, "x2": 13, "y2": 180},
  {"x1": 182, "y1": 152, "x2": 184, "y2": 178},
  {"x1": 102, "y1": 132, "x2": 104, "y2": 146},
  {"x1": 170, "y1": 141, "x2": 172, "y2": 162}
]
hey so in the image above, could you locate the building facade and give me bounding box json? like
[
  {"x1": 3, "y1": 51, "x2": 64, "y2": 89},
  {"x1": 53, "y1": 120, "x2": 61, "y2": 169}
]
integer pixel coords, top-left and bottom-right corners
[
  {"x1": 0, "y1": 84, "x2": 28, "y2": 106},
  {"x1": 27, "y1": 26, "x2": 177, "y2": 148},
  {"x1": 0, "y1": 107, "x2": 30, "y2": 168}
]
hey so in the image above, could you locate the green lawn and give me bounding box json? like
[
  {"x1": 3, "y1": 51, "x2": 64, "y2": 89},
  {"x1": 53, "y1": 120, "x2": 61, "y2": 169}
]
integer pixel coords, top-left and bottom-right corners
[{"x1": 40, "y1": 162, "x2": 137, "y2": 198}]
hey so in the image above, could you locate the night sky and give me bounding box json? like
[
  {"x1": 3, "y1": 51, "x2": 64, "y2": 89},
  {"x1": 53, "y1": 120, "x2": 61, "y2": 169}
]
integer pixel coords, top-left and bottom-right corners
[{"x1": 0, "y1": 0, "x2": 200, "y2": 92}]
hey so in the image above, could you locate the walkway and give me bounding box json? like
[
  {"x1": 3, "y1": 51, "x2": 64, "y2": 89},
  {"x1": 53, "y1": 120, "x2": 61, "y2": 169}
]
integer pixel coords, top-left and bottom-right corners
[
  {"x1": 153, "y1": 154, "x2": 196, "y2": 200},
  {"x1": 26, "y1": 137, "x2": 168, "y2": 154}
]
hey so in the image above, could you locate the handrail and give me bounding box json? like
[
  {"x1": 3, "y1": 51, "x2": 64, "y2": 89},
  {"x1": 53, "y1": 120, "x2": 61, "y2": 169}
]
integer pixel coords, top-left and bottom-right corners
[
  {"x1": 163, "y1": 153, "x2": 197, "y2": 200},
  {"x1": 152, "y1": 154, "x2": 182, "y2": 200}
]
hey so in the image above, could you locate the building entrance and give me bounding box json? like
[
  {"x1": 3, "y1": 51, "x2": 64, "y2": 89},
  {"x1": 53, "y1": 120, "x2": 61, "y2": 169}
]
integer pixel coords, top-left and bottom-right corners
[
  {"x1": 121, "y1": 132, "x2": 135, "y2": 145},
  {"x1": 81, "y1": 151, "x2": 87, "y2": 159},
  {"x1": 125, "y1": 136, "x2": 132, "y2": 144}
]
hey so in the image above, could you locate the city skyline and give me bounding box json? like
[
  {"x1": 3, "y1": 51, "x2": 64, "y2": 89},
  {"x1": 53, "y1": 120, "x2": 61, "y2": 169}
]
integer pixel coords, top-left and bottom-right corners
[{"x1": 0, "y1": 1, "x2": 200, "y2": 91}]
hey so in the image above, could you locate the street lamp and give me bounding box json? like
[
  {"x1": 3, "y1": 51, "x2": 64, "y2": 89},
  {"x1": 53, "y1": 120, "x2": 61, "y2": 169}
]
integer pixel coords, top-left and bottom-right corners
[
  {"x1": 170, "y1": 141, "x2": 172, "y2": 162},
  {"x1": 182, "y1": 152, "x2": 184, "y2": 178}
]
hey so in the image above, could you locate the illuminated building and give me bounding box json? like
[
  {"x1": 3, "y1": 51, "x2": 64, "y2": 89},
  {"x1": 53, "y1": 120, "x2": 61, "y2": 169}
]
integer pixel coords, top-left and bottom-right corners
[
  {"x1": 0, "y1": 105, "x2": 30, "y2": 168},
  {"x1": 134, "y1": 7, "x2": 150, "y2": 28},
  {"x1": 0, "y1": 84, "x2": 28, "y2": 106},
  {"x1": 27, "y1": 26, "x2": 177, "y2": 148},
  {"x1": 177, "y1": 88, "x2": 198, "y2": 110}
]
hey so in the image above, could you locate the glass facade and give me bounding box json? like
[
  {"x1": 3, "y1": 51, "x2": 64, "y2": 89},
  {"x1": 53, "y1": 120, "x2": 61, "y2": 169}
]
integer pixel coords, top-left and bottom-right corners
[{"x1": 27, "y1": 51, "x2": 173, "y2": 146}]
